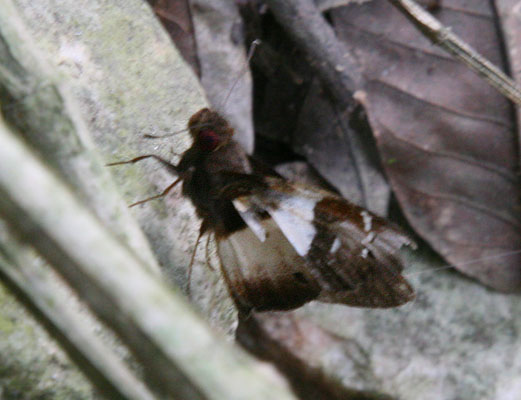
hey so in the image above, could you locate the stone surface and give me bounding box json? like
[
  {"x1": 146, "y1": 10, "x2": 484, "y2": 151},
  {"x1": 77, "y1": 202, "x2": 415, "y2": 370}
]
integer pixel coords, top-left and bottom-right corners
[
  {"x1": 9, "y1": 0, "x2": 236, "y2": 330},
  {"x1": 0, "y1": 282, "x2": 96, "y2": 399},
  {"x1": 1, "y1": 0, "x2": 236, "y2": 397},
  {"x1": 293, "y1": 247, "x2": 521, "y2": 400},
  {"x1": 3, "y1": 1, "x2": 521, "y2": 399}
]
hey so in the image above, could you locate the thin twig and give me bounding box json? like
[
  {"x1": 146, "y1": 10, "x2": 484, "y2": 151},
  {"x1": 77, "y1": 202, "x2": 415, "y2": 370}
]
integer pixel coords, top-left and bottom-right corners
[{"x1": 388, "y1": 0, "x2": 521, "y2": 105}]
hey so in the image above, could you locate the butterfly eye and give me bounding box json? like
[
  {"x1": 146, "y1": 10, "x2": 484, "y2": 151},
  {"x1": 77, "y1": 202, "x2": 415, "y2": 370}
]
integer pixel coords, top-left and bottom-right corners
[{"x1": 198, "y1": 129, "x2": 221, "y2": 152}]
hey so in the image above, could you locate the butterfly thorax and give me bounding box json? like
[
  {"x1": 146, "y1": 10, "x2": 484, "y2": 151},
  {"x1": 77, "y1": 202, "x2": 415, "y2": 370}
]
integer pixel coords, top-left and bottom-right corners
[{"x1": 178, "y1": 109, "x2": 252, "y2": 237}]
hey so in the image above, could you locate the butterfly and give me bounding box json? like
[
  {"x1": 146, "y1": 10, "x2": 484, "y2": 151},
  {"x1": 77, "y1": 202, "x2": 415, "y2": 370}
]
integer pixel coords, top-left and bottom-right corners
[{"x1": 109, "y1": 108, "x2": 416, "y2": 313}]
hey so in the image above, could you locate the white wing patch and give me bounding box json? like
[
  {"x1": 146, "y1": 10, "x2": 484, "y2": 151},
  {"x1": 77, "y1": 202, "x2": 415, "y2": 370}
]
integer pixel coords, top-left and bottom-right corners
[
  {"x1": 233, "y1": 189, "x2": 318, "y2": 257},
  {"x1": 330, "y1": 237, "x2": 341, "y2": 254},
  {"x1": 232, "y1": 198, "x2": 266, "y2": 242},
  {"x1": 361, "y1": 210, "x2": 373, "y2": 232},
  {"x1": 264, "y1": 195, "x2": 317, "y2": 257}
]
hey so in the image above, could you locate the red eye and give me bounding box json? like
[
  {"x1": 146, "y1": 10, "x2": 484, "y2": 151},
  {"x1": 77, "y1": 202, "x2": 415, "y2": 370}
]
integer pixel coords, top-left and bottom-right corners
[{"x1": 198, "y1": 129, "x2": 220, "y2": 151}]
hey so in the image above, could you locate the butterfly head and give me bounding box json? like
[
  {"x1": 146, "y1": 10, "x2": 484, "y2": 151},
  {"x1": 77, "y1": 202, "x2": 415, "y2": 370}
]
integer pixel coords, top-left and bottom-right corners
[{"x1": 188, "y1": 108, "x2": 234, "y2": 152}]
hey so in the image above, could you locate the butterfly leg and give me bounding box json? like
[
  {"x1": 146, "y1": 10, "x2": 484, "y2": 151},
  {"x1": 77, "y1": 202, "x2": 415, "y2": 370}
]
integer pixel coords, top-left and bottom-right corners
[
  {"x1": 128, "y1": 178, "x2": 181, "y2": 208},
  {"x1": 107, "y1": 154, "x2": 182, "y2": 207},
  {"x1": 204, "y1": 232, "x2": 215, "y2": 272},
  {"x1": 107, "y1": 154, "x2": 178, "y2": 175},
  {"x1": 186, "y1": 220, "x2": 210, "y2": 297}
]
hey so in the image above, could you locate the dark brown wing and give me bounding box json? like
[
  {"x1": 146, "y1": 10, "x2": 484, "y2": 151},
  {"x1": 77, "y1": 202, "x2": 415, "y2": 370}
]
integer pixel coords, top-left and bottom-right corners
[
  {"x1": 226, "y1": 177, "x2": 415, "y2": 310},
  {"x1": 216, "y1": 217, "x2": 321, "y2": 312}
]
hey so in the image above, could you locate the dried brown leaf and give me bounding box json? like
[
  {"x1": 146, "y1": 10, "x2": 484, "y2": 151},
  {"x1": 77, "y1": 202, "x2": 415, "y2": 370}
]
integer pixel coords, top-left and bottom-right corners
[{"x1": 332, "y1": 0, "x2": 521, "y2": 291}]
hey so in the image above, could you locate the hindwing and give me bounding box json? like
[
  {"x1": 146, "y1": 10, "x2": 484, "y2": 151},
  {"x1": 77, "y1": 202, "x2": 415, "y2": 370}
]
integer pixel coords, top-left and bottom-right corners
[{"x1": 217, "y1": 176, "x2": 415, "y2": 311}]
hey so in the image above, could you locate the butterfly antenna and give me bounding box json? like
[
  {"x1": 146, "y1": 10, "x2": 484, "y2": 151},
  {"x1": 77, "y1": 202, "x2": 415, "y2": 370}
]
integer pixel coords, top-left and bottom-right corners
[
  {"x1": 128, "y1": 177, "x2": 181, "y2": 208},
  {"x1": 143, "y1": 127, "x2": 190, "y2": 139},
  {"x1": 220, "y1": 39, "x2": 261, "y2": 109},
  {"x1": 143, "y1": 122, "x2": 213, "y2": 139},
  {"x1": 404, "y1": 249, "x2": 521, "y2": 278}
]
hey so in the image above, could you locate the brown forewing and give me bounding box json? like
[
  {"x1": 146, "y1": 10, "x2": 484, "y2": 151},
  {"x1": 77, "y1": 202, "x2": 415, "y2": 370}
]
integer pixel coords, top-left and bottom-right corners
[
  {"x1": 179, "y1": 108, "x2": 414, "y2": 312},
  {"x1": 221, "y1": 178, "x2": 415, "y2": 312}
]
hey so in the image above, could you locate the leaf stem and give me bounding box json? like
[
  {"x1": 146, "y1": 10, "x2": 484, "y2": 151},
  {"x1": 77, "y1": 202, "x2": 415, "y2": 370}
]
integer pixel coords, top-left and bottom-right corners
[{"x1": 387, "y1": 0, "x2": 521, "y2": 105}]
